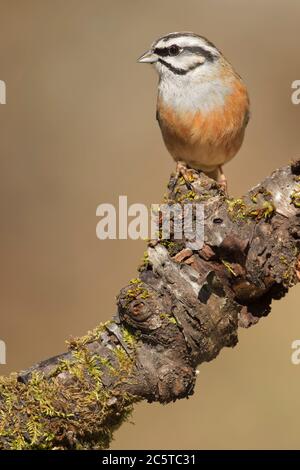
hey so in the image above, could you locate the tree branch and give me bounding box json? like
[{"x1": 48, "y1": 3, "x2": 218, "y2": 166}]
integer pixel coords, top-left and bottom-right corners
[{"x1": 1, "y1": 162, "x2": 300, "y2": 449}]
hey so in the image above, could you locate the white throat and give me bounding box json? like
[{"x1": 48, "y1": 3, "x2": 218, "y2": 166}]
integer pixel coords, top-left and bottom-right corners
[{"x1": 158, "y1": 68, "x2": 234, "y2": 115}]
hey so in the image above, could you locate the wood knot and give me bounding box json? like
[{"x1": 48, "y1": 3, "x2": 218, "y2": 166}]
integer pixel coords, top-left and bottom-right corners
[
  {"x1": 156, "y1": 364, "x2": 195, "y2": 403},
  {"x1": 117, "y1": 282, "x2": 163, "y2": 331}
]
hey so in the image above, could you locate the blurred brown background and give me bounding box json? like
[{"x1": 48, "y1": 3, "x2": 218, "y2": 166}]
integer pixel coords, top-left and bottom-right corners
[{"x1": 0, "y1": 0, "x2": 300, "y2": 449}]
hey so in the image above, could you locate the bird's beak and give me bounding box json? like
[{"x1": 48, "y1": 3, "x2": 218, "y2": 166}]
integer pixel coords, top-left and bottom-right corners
[{"x1": 137, "y1": 50, "x2": 158, "y2": 63}]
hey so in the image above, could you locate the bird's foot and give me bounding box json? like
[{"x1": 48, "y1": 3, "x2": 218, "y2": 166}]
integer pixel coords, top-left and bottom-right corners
[
  {"x1": 171, "y1": 161, "x2": 195, "y2": 191},
  {"x1": 218, "y1": 166, "x2": 228, "y2": 195}
]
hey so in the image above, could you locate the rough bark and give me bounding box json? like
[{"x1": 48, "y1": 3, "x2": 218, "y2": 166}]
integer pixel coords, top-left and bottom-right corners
[{"x1": 1, "y1": 162, "x2": 300, "y2": 449}]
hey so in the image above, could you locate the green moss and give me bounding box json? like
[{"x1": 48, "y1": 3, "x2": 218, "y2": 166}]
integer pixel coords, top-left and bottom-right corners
[
  {"x1": 221, "y1": 260, "x2": 237, "y2": 277},
  {"x1": 0, "y1": 324, "x2": 138, "y2": 450},
  {"x1": 162, "y1": 192, "x2": 170, "y2": 203},
  {"x1": 98, "y1": 357, "x2": 116, "y2": 374},
  {"x1": 247, "y1": 201, "x2": 275, "y2": 220},
  {"x1": 113, "y1": 345, "x2": 132, "y2": 372},
  {"x1": 129, "y1": 278, "x2": 141, "y2": 285},
  {"x1": 279, "y1": 254, "x2": 297, "y2": 287},
  {"x1": 290, "y1": 186, "x2": 300, "y2": 208},
  {"x1": 121, "y1": 326, "x2": 137, "y2": 348},
  {"x1": 138, "y1": 251, "x2": 151, "y2": 272},
  {"x1": 177, "y1": 190, "x2": 200, "y2": 202},
  {"x1": 159, "y1": 313, "x2": 177, "y2": 325},
  {"x1": 159, "y1": 239, "x2": 184, "y2": 257},
  {"x1": 261, "y1": 201, "x2": 275, "y2": 219},
  {"x1": 125, "y1": 279, "x2": 150, "y2": 305},
  {"x1": 226, "y1": 198, "x2": 247, "y2": 219},
  {"x1": 227, "y1": 197, "x2": 275, "y2": 221},
  {"x1": 67, "y1": 322, "x2": 112, "y2": 350}
]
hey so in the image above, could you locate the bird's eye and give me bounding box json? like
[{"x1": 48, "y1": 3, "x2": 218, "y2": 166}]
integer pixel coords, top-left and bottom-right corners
[{"x1": 168, "y1": 45, "x2": 180, "y2": 56}]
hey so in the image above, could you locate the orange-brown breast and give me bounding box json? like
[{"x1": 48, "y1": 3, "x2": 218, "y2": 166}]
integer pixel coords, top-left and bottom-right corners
[{"x1": 157, "y1": 79, "x2": 250, "y2": 171}]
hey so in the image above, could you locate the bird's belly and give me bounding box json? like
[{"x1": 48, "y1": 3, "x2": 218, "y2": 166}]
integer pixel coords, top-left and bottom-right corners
[
  {"x1": 157, "y1": 83, "x2": 249, "y2": 172},
  {"x1": 162, "y1": 131, "x2": 244, "y2": 171}
]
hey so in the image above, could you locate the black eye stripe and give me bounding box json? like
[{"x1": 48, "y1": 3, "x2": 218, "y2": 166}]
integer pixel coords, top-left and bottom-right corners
[
  {"x1": 183, "y1": 46, "x2": 215, "y2": 62},
  {"x1": 154, "y1": 47, "x2": 170, "y2": 57},
  {"x1": 154, "y1": 45, "x2": 216, "y2": 62}
]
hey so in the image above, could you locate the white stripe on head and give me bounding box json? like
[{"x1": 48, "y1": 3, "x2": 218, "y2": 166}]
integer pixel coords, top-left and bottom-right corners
[{"x1": 152, "y1": 32, "x2": 220, "y2": 57}]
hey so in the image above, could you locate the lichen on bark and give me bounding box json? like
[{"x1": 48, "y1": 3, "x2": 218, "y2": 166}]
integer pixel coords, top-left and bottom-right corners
[
  {"x1": 0, "y1": 324, "x2": 137, "y2": 450},
  {"x1": 1, "y1": 162, "x2": 300, "y2": 449}
]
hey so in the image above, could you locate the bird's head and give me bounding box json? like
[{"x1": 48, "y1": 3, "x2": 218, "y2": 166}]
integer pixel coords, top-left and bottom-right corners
[{"x1": 138, "y1": 32, "x2": 223, "y2": 80}]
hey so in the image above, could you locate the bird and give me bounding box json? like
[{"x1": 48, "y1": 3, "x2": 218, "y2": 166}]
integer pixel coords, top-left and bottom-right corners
[{"x1": 138, "y1": 32, "x2": 250, "y2": 191}]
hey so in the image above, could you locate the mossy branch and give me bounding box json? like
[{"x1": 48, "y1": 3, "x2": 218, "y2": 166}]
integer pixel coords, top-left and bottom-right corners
[{"x1": 1, "y1": 162, "x2": 300, "y2": 449}]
